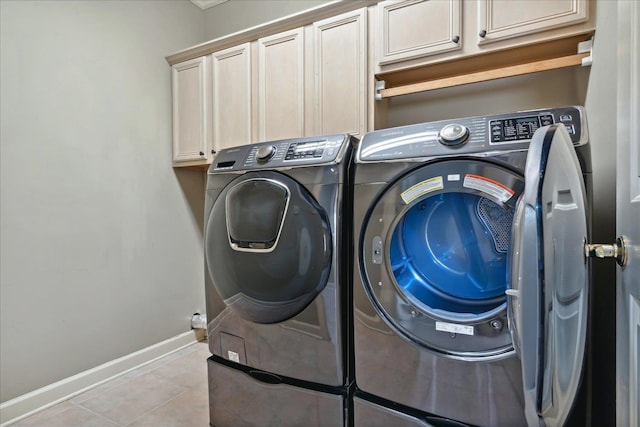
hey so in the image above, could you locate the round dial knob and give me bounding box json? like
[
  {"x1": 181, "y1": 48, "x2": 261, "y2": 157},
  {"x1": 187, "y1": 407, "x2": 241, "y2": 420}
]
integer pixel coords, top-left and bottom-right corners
[
  {"x1": 438, "y1": 123, "x2": 469, "y2": 146},
  {"x1": 256, "y1": 145, "x2": 276, "y2": 162}
]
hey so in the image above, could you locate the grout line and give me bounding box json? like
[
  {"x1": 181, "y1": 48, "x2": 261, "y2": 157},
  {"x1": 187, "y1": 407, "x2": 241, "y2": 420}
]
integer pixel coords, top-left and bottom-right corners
[{"x1": 120, "y1": 389, "x2": 191, "y2": 427}]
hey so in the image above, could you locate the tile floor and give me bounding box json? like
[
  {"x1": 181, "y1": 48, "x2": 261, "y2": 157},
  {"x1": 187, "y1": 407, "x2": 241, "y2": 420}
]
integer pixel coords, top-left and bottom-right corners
[{"x1": 11, "y1": 341, "x2": 210, "y2": 427}]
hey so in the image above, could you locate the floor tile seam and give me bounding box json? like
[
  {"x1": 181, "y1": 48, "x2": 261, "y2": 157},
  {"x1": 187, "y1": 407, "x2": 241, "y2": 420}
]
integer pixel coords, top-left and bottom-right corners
[
  {"x1": 69, "y1": 400, "x2": 123, "y2": 426},
  {"x1": 69, "y1": 376, "x2": 134, "y2": 405},
  {"x1": 119, "y1": 388, "x2": 191, "y2": 427},
  {"x1": 135, "y1": 342, "x2": 206, "y2": 374},
  {"x1": 144, "y1": 358, "x2": 209, "y2": 389},
  {"x1": 70, "y1": 346, "x2": 199, "y2": 405},
  {"x1": 73, "y1": 372, "x2": 189, "y2": 425},
  {"x1": 145, "y1": 370, "x2": 194, "y2": 389}
]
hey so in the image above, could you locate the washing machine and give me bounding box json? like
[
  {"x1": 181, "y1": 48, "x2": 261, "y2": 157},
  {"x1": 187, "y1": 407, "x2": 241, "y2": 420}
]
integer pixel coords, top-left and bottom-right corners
[
  {"x1": 352, "y1": 106, "x2": 592, "y2": 427},
  {"x1": 204, "y1": 134, "x2": 357, "y2": 426}
]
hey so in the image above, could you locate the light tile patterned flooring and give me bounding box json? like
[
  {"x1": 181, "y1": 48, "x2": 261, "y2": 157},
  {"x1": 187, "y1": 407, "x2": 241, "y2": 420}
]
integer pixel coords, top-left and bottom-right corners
[{"x1": 12, "y1": 341, "x2": 210, "y2": 427}]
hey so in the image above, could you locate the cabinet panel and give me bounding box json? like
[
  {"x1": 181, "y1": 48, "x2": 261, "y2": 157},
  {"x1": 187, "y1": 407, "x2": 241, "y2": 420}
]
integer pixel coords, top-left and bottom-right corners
[
  {"x1": 212, "y1": 43, "x2": 252, "y2": 152},
  {"x1": 313, "y1": 9, "x2": 367, "y2": 137},
  {"x1": 478, "y1": 0, "x2": 588, "y2": 45},
  {"x1": 172, "y1": 56, "x2": 211, "y2": 164},
  {"x1": 258, "y1": 28, "x2": 305, "y2": 141},
  {"x1": 378, "y1": 0, "x2": 461, "y2": 65}
]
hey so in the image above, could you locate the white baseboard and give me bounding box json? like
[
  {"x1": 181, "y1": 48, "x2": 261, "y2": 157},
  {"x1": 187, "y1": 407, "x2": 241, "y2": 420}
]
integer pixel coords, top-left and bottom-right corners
[{"x1": 0, "y1": 331, "x2": 201, "y2": 426}]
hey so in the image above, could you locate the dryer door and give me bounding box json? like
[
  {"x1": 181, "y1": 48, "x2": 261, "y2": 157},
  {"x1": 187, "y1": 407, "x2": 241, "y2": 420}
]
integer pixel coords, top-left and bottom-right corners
[
  {"x1": 508, "y1": 124, "x2": 589, "y2": 426},
  {"x1": 205, "y1": 171, "x2": 332, "y2": 324}
]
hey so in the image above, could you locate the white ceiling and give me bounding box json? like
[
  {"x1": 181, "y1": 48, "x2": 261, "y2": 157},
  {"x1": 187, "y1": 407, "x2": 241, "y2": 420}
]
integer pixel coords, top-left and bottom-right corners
[{"x1": 190, "y1": 0, "x2": 228, "y2": 10}]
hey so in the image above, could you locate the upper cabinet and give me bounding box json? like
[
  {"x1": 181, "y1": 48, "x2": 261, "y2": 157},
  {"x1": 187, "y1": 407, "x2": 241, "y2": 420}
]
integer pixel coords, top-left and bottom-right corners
[
  {"x1": 257, "y1": 28, "x2": 305, "y2": 141},
  {"x1": 171, "y1": 56, "x2": 212, "y2": 166},
  {"x1": 168, "y1": 0, "x2": 594, "y2": 166},
  {"x1": 168, "y1": 4, "x2": 368, "y2": 166},
  {"x1": 211, "y1": 43, "x2": 252, "y2": 154},
  {"x1": 312, "y1": 8, "x2": 367, "y2": 137},
  {"x1": 377, "y1": 0, "x2": 461, "y2": 66},
  {"x1": 477, "y1": 0, "x2": 589, "y2": 46},
  {"x1": 256, "y1": 9, "x2": 367, "y2": 142},
  {"x1": 375, "y1": 0, "x2": 594, "y2": 75}
]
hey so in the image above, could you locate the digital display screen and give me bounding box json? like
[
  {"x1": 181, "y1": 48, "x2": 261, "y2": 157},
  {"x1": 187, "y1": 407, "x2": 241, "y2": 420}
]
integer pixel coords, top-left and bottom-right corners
[
  {"x1": 490, "y1": 116, "x2": 546, "y2": 143},
  {"x1": 502, "y1": 116, "x2": 541, "y2": 141},
  {"x1": 285, "y1": 140, "x2": 326, "y2": 160}
]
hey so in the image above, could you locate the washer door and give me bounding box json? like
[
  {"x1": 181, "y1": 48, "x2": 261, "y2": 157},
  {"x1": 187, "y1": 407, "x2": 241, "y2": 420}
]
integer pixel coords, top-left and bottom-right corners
[
  {"x1": 205, "y1": 171, "x2": 332, "y2": 324},
  {"x1": 360, "y1": 159, "x2": 525, "y2": 359},
  {"x1": 508, "y1": 124, "x2": 589, "y2": 427}
]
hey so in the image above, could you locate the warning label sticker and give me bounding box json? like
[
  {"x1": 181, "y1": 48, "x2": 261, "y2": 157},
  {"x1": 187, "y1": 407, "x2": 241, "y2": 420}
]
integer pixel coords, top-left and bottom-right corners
[
  {"x1": 463, "y1": 174, "x2": 514, "y2": 203},
  {"x1": 227, "y1": 350, "x2": 240, "y2": 363},
  {"x1": 435, "y1": 321, "x2": 474, "y2": 336},
  {"x1": 401, "y1": 177, "x2": 444, "y2": 204}
]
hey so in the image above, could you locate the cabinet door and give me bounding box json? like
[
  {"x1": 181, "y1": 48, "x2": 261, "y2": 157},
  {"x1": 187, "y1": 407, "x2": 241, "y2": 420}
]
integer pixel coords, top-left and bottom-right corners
[
  {"x1": 258, "y1": 28, "x2": 305, "y2": 141},
  {"x1": 477, "y1": 0, "x2": 589, "y2": 45},
  {"x1": 172, "y1": 56, "x2": 212, "y2": 165},
  {"x1": 313, "y1": 9, "x2": 367, "y2": 137},
  {"x1": 212, "y1": 43, "x2": 252, "y2": 152},
  {"x1": 377, "y1": 0, "x2": 461, "y2": 66}
]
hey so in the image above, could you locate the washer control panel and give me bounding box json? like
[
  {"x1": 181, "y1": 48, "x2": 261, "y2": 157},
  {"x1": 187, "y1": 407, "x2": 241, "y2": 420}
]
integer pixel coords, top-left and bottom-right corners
[
  {"x1": 210, "y1": 134, "x2": 352, "y2": 173},
  {"x1": 358, "y1": 106, "x2": 586, "y2": 162}
]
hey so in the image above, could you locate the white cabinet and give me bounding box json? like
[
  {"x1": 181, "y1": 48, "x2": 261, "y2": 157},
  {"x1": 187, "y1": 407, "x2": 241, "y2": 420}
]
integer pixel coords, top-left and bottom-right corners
[
  {"x1": 477, "y1": 0, "x2": 589, "y2": 45},
  {"x1": 375, "y1": 0, "x2": 593, "y2": 74},
  {"x1": 258, "y1": 28, "x2": 305, "y2": 142},
  {"x1": 312, "y1": 8, "x2": 368, "y2": 137},
  {"x1": 212, "y1": 43, "x2": 252, "y2": 153},
  {"x1": 170, "y1": 7, "x2": 369, "y2": 166},
  {"x1": 171, "y1": 56, "x2": 212, "y2": 166},
  {"x1": 256, "y1": 9, "x2": 368, "y2": 140},
  {"x1": 377, "y1": 0, "x2": 461, "y2": 66}
]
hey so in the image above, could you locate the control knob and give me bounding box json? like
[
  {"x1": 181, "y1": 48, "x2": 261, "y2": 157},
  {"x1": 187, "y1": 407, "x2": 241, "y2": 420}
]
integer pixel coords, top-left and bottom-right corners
[
  {"x1": 438, "y1": 123, "x2": 469, "y2": 146},
  {"x1": 256, "y1": 145, "x2": 276, "y2": 162}
]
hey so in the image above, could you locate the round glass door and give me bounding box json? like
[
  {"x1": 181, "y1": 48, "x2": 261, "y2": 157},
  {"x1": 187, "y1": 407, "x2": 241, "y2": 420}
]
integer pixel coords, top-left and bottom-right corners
[{"x1": 205, "y1": 171, "x2": 332, "y2": 324}]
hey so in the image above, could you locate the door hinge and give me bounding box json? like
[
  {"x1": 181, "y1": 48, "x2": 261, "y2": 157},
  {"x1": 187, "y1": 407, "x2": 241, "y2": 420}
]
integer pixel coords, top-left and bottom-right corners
[{"x1": 584, "y1": 236, "x2": 627, "y2": 267}]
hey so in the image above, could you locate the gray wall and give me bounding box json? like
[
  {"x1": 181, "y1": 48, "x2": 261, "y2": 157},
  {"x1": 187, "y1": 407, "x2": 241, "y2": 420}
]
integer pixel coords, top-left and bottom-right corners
[
  {"x1": 0, "y1": 0, "x2": 206, "y2": 402},
  {"x1": 204, "y1": 0, "x2": 330, "y2": 40}
]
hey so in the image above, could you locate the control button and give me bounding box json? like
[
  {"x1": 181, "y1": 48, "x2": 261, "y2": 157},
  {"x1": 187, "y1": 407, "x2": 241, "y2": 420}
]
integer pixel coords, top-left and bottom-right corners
[
  {"x1": 560, "y1": 114, "x2": 572, "y2": 122},
  {"x1": 540, "y1": 114, "x2": 554, "y2": 126},
  {"x1": 256, "y1": 145, "x2": 276, "y2": 162},
  {"x1": 564, "y1": 124, "x2": 575, "y2": 135},
  {"x1": 438, "y1": 123, "x2": 469, "y2": 146}
]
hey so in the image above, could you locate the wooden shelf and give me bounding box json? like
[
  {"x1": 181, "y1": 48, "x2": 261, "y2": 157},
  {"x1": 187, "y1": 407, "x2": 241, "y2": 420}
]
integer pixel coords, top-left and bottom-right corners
[{"x1": 376, "y1": 33, "x2": 594, "y2": 99}]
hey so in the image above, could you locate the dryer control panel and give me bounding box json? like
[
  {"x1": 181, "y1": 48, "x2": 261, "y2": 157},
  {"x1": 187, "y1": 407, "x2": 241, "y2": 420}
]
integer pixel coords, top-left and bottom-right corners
[
  {"x1": 209, "y1": 134, "x2": 353, "y2": 173},
  {"x1": 357, "y1": 106, "x2": 587, "y2": 162}
]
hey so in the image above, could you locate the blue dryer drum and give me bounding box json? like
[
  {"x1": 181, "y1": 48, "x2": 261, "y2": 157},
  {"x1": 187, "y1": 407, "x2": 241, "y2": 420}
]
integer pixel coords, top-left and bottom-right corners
[{"x1": 389, "y1": 192, "x2": 513, "y2": 318}]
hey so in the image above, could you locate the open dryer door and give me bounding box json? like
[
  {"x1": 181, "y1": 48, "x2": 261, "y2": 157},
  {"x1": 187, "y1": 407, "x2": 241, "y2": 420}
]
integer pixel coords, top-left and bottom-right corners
[{"x1": 508, "y1": 124, "x2": 589, "y2": 426}]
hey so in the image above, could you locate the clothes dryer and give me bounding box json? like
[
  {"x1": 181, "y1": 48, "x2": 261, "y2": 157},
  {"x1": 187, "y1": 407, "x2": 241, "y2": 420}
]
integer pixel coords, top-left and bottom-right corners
[
  {"x1": 204, "y1": 134, "x2": 356, "y2": 426},
  {"x1": 353, "y1": 107, "x2": 592, "y2": 427}
]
